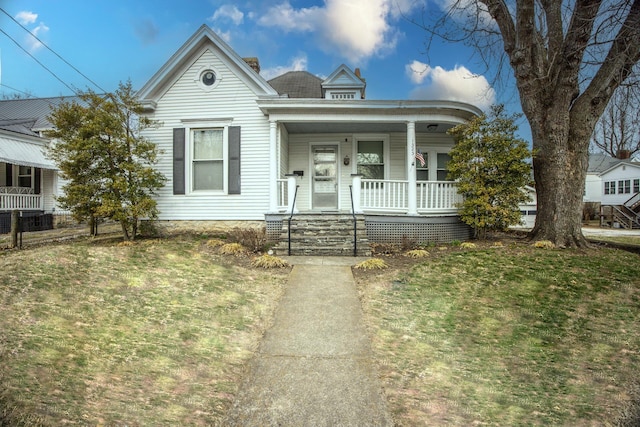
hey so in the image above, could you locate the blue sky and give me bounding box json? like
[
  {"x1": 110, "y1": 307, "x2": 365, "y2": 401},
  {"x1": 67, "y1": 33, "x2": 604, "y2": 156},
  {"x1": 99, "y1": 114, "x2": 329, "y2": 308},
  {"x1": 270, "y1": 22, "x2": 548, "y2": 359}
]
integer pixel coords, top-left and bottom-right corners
[{"x1": 0, "y1": 0, "x2": 530, "y2": 140}]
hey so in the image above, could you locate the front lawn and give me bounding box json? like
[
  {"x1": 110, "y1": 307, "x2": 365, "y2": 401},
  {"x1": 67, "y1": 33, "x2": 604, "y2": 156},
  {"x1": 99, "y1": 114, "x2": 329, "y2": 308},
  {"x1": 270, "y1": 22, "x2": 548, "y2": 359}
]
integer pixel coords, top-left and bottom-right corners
[
  {"x1": 355, "y1": 241, "x2": 640, "y2": 426},
  {"x1": 0, "y1": 235, "x2": 288, "y2": 426}
]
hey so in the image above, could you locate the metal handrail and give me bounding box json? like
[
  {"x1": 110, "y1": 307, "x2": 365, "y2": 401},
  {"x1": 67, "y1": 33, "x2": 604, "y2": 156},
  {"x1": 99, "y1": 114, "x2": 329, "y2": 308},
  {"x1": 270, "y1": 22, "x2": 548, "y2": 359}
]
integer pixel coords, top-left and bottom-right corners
[
  {"x1": 287, "y1": 185, "x2": 300, "y2": 256},
  {"x1": 349, "y1": 185, "x2": 357, "y2": 257},
  {"x1": 611, "y1": 205, "x2": 639, "y2": 229},
  {"x1": 623, "y1": 192, "x2": 640, "y2": 210}
]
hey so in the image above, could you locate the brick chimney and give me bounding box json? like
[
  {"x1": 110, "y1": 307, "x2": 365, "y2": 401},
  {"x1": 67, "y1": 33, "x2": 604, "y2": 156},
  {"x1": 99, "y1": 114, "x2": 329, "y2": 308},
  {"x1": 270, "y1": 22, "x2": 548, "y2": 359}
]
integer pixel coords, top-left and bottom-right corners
[
  {"x1": 243, "y1": 57, "x2": 260, "y2": 74},
  {"x1": 617, "y1": 149, "x2": 631, "y2": 159},
  {"x1": 354, "y1": 67, "x2": 366, "y2": 99}
]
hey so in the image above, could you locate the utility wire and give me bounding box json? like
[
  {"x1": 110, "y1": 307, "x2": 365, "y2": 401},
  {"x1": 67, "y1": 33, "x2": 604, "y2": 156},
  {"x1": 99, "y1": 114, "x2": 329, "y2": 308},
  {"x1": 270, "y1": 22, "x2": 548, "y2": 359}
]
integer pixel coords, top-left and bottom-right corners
[
  {"x1": 0, "y1": 7, "x2": 107, "y2": 93},
  {"x1": 0, "y1": 27, "x2": 78, "y2": 94},
  {"x1": 0, "y1": 82, "x2": 35, "y2": 99}
]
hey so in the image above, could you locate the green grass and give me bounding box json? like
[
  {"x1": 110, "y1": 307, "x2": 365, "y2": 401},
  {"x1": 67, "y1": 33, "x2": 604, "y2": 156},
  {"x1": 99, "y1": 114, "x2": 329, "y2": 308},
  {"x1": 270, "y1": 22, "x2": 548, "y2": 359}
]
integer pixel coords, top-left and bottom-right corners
[
  {"x1": 0, "y1": 235, "x2": 288, "y2": 426},
  {"x1": 357, "y1": 244, "x2": 640, "y2": 426}
]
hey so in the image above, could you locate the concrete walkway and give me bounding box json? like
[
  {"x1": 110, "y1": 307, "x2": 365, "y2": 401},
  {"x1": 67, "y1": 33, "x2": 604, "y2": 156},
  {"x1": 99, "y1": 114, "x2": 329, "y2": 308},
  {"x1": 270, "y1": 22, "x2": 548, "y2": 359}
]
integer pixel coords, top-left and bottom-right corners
[{"x1": 224, "y1": 256, "x2": 393, "y2": 426}]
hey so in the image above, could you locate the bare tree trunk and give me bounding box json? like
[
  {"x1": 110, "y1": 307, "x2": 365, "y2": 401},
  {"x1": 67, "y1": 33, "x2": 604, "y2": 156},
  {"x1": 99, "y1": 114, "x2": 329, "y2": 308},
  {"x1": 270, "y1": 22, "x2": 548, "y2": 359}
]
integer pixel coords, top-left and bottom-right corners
[{"x1": 530, "y1": 131, "x2": 589, "y2": 247}]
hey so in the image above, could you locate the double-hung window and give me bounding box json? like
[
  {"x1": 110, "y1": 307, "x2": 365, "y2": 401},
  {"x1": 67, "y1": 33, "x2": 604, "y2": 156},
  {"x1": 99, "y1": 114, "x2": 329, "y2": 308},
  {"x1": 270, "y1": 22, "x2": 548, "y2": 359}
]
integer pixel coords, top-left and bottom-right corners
[
  {"x1": 605, "y1": 181, "x2": 614, "y2": 195},
  {"x1": 618, "y1": 180, "x2": 631, "y2": 194},
  {"x1": 416, "y1": 152, "x2": 429, "y2": 181},
  {"x1": 193, "y1": 129, "x2": 223, "y2": 191},
  {"x1": 18, "y1": 166, "x2": 33, "y2": 189},
  {"x1": 357, "y1": 140, "x2": 385, "y2": 179},
  {"x1": 437, "y1": 153, "x2": 452, "y2": 181}
]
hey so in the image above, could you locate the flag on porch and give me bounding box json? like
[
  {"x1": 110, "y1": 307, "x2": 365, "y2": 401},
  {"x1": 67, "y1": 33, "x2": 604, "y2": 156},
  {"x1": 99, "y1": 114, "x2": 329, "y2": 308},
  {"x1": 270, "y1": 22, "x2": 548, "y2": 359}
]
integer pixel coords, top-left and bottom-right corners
[{"x1": 415, "y1": 149, "x2": 425, "y2": 167}]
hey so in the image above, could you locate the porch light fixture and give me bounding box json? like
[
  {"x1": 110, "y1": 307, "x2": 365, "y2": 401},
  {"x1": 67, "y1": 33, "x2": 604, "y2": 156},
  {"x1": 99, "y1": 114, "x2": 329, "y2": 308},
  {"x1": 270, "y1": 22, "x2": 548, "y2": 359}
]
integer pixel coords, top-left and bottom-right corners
[
  {"x1": 343, "y1": 155, "x2": 350, "y2": 166},
  {"x1": 426, "y1": 124, "x2": 438, "y2": 132}
]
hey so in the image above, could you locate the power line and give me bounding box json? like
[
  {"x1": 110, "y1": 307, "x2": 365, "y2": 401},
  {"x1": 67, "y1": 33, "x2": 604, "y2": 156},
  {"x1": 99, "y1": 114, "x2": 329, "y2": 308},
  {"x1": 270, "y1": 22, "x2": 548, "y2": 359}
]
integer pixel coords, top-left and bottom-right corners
[
  {"x1": 0, "y1": 7, "x2": 107, "y2": 93},
  {"x1": 0, "y1": 26, "x2": 78, "y2": 94},
  {"x1": 0, "y1": 82, "x2": 35, "y2": 98}
]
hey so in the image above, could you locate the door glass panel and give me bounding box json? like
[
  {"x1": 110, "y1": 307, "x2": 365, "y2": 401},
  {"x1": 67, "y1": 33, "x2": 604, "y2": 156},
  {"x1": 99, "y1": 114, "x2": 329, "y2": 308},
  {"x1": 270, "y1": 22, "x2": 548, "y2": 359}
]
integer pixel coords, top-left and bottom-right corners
[{"x1": 312, "y1": 146, "x2": 338, "y2": 209}]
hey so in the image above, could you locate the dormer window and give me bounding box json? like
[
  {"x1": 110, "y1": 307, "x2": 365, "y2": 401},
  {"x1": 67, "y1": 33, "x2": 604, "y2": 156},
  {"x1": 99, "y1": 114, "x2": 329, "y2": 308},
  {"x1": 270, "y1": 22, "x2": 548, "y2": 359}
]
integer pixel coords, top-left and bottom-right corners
[
  {"x1": 331, "y1": 92, "x2": 356, "y2": 100},
  {"x1": 322, "y1": 64, "x2": 366, "y2": 99}
]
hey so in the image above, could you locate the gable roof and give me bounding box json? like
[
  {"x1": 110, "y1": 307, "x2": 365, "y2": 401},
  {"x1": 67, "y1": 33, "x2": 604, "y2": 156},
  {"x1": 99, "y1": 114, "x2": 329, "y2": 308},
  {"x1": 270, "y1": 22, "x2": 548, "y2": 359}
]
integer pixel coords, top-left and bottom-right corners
[
  {"x1": 0, "y1": 96, "x2": 79, "y2": 133},
  {"x1": 321, "y1": 64, "x2": 366, "y2": 98},
  {"x1": 599, "y1": 160, "x2": 640, "y2": 177},
  {"x1": 322, "y1": 64, "x2": 365, "y2": 88},
  {"x1": 268, "y1": 71, "x2": 323, "y2": 98},
  {"x1": 588, "y1": 153, "x2": 621, "y2": 174},
  {"x1": 137, "y1": 25, "x2": 278, "y2": 110}
]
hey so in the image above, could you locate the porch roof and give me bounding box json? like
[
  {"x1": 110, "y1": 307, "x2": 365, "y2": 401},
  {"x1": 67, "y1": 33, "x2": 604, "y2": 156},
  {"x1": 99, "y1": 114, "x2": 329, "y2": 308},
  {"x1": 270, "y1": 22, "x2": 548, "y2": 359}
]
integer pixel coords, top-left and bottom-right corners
[
  {"x1": 255, "y1": 98, "x2": 482, "y2": 133},
  {"x1": 0, "y1": 134, "x2": 56, "y2": 170}
]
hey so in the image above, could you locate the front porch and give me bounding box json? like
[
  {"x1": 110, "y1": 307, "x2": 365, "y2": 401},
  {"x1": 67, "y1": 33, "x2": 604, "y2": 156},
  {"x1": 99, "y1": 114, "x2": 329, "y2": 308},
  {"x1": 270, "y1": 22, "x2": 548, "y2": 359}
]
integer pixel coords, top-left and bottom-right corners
[
  {"x1": 277, "y1": 176, "x2": 461, "y2": 215},
  {"x1": 268, "y1": 176, "x2": 471, "y2": 254},
  {"x1": 0, "y1": 186, "x2": 43, "y2": 211}
]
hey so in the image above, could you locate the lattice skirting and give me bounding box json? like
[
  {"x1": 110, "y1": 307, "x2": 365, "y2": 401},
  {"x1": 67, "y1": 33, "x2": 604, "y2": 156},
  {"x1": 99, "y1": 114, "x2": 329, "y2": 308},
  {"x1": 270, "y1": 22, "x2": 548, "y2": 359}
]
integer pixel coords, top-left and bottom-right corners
[
  {"x1": 264, "y1": 214, "x2": 472, "y2": 244},
  {"x1": 364, "y1": 215, "x2": 472, "y2": 244}
]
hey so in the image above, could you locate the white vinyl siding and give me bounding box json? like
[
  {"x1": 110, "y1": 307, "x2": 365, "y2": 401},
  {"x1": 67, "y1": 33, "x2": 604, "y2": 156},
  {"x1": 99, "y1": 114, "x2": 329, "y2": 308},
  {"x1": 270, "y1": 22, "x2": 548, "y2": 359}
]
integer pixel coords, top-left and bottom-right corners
[
  {"x1": 600, "y1": 163, "x2": 640, "y2": 205},
  {"x1": 141, "y1": 49, "x2": 271, "y2": 220}
]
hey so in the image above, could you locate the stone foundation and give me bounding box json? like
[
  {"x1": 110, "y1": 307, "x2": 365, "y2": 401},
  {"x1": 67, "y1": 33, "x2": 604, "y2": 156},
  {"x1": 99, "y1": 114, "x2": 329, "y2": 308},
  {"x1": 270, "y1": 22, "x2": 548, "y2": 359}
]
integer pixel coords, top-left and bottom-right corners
[{"x1": 148, "y1": 220, "x2": 265, "y2": 236}]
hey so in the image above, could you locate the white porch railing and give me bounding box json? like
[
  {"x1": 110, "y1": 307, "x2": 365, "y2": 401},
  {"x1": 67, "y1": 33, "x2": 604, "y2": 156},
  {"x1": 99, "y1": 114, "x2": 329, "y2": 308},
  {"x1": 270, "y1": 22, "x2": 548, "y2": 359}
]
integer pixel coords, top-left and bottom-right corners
[
  {"x1": 0, "y1": 193, "x2": 42, "y2": 211},
  {"x1": 360, "y1": 179, "x2": 460, "y2": 213},
  {"x1": 277, "y1": 179, "x2": 288, "y2": 210},
  {"x1": 361, "y1": 179, "x2": 408, "y2": 211},
  {"x1": 416, "y1": 181, "x2": 462, "y2": 211},
  {"x1": 275, "y1": 177, "x2": 461, "y2": 214}
]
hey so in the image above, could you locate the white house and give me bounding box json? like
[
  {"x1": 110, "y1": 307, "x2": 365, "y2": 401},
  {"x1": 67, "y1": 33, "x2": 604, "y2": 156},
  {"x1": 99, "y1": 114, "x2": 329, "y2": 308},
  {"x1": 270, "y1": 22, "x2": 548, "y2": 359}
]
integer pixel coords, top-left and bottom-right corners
[
  {"x1": 584, "y1": 153, "x2": 622, "y2": 203},
  {"x1": 0, "y1": 98, "x2": 71, "y2": 232},
  {"x1": 599, "y1": 161, "x2": 640, "y2": 206},
  {"x1": 137, "y1": 25, "x2": 482, "y2": 249}
]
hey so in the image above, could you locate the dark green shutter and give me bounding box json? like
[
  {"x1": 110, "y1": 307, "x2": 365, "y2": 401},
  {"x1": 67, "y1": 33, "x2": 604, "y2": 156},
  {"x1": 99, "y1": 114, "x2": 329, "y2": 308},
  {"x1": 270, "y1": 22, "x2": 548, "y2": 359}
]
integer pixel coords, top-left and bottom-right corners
[
  {"x1": 228, "y1": 126, "x2": 241, "y2": 195},
  {"x1": 5, "y1": 163, "x2": 12, "y2": 187},
  {"x1": 173, "y1": 128, "x2": 185, "y2": 195},
  {"x1": 34, "y1": 168, "x2": 41, "y2": 194}
]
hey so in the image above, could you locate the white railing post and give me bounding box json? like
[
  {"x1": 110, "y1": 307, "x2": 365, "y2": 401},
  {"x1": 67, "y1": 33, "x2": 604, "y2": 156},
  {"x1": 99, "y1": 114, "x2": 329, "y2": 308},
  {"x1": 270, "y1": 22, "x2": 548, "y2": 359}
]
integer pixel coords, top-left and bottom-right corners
[
  {"x1": 351, "y1": 174, "x2": 363, "y2": 213},
  {"x1": 286, "y1": 174, "x2": 299, "y2": 214},
  {"x1": 406, "y1": 121, "x2": 418, "y2": 215}
]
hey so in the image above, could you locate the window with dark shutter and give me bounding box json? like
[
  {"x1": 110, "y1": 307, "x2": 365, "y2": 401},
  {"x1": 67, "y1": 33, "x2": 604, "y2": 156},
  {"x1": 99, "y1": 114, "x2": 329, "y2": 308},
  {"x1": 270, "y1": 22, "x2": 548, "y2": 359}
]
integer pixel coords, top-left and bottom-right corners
[
  {"x1": 5, "y1": 163, "x2": 13, "y2": 187},
  {"x1": 228, "y1": 126, "x2": 241, "y2": 194}
]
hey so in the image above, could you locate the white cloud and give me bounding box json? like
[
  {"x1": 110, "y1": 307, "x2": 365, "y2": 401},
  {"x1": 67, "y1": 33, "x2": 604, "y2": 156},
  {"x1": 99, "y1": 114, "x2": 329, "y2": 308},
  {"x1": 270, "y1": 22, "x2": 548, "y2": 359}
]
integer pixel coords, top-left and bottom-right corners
[
  {"x1": 260, "y1": 54, "x2": 308, "y2": 80},
  {"x1": 406, "y1": 60, "x2": 432, "y2": 85},
  {"x1": 15, "y1": 11, "x2": 38, "y2": 25},
  {"x1": 212, "y1": 27, "x2": 232, "y2": 43},
  {"x1": 210, "y1": 5, "x2": 244, "y2": 25},
  {"x1": 257, "y1": 2, "x2": 321, "y2": 32},
  {"x1": 408, "y1": 62, "x2": 495, "y2": 110},
  {"x1": 26, "y1": 22, "x2": 50, "y2": 52},
  {"x1": 257, "y1": 0, "x2": 423, "y2": 63}
]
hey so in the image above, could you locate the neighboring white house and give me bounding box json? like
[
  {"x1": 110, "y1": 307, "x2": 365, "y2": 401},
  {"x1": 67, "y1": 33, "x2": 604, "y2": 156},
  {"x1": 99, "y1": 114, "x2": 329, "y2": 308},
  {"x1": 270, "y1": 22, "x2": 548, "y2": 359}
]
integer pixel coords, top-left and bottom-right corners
[
  {"x1": 0, "y1": 98, "x2": 73, "y2": 232},
  {"x1": 584, "y1": 153, "x2": 623, "y2": 203},
  {"x1": 137, "y1": 25, "x2": 482, "y2": 243},
  {"x1": 599, "y1": 161, "x2": 640, "y2": 206}
]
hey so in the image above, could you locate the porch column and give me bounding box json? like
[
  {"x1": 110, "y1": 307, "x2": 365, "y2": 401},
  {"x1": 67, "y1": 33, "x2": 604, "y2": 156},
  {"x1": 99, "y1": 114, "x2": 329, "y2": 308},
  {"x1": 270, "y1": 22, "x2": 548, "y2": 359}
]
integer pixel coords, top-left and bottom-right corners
[
  {"x1": 269, "y1": 120, "x2": 278, "y2": 212},
  {"x1": 351, "y1": 174, "x2": 363, "y2": 214},
  {"x1": 407, "y1": 121, "x2": 418, "y2": 215},
  {"x1": 286, "y1": 174, "x2": 299, "y2": 214}
]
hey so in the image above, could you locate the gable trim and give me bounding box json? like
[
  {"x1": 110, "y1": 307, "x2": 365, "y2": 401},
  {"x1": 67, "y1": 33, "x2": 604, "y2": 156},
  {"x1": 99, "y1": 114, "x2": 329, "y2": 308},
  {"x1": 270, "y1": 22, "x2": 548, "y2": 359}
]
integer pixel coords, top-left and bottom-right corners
[{"x1": 137, "y1": 25, "x2": 278, "y2": 110}]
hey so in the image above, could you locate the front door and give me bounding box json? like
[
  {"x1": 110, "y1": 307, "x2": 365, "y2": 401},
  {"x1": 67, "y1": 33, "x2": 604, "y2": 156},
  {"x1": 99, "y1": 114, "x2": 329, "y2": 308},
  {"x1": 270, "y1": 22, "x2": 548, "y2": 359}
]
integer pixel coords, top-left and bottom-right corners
[{"x1": 312, "y1": 145, "x2": 338, "y2": 210}]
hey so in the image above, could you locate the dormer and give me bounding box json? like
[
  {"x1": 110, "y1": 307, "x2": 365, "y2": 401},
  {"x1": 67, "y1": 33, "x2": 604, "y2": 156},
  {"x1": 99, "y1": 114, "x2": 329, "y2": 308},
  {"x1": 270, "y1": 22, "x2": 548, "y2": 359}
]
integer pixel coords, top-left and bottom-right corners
[{"x1": 321, "y1": 64, "x2": 366, "y2": 100}]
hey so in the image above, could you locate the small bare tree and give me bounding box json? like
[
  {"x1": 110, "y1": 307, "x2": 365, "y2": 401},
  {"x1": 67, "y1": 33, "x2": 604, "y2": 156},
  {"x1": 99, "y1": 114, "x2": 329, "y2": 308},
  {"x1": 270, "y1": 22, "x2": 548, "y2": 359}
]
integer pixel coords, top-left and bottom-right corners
[{"x1": 590, "y1": 79, "x2": 640, "y2": 158}]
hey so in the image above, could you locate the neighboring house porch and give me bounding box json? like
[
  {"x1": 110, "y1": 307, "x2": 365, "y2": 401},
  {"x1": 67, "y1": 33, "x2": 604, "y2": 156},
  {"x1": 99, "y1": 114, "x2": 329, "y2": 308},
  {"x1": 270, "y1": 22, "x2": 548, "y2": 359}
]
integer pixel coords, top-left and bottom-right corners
[{"x1": 0, "y1": 124, "x2": 59, "y2": 233}]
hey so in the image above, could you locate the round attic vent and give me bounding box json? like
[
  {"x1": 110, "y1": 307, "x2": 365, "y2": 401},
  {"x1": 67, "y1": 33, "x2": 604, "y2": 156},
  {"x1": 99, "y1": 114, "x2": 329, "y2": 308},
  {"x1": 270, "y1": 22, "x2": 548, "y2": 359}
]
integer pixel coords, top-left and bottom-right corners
[{"x1": 201, "y1": 70, "x2": 216, "y2": 86}]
